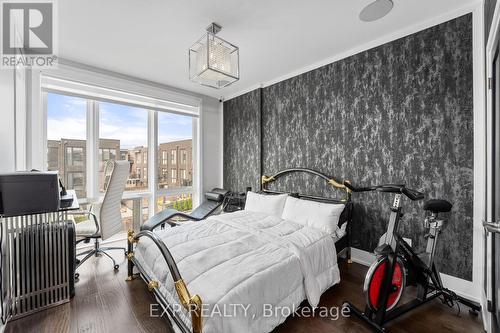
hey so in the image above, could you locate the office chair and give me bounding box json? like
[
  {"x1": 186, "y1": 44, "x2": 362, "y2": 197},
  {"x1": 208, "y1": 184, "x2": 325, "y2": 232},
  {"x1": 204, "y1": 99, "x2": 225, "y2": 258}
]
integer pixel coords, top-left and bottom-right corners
[{"x1": 70, "y1": 160, "x2": 130, "y2": 275}]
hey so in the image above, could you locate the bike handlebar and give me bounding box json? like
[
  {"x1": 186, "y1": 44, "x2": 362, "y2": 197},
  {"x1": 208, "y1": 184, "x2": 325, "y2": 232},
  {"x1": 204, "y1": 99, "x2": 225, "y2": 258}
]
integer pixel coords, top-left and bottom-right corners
[
  {"x1": 401, "y1": 187, "x2": 425, "y2": 201},
  {"x1": 344, "y1": 183, "x2": 424, "y2": 201}
]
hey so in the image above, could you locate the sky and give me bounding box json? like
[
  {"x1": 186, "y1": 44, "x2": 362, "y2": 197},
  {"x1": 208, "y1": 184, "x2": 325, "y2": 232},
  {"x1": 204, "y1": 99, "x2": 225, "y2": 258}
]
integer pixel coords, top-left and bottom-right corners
[{"x1": 46, "y1": 92, "x2": 193, "y2": 149}]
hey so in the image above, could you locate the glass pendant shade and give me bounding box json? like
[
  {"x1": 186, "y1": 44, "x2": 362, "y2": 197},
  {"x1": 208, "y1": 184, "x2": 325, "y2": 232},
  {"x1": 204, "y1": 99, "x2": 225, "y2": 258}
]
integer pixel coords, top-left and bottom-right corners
[{"x1": 189, "y1": 29, "x2": 239, "y2": 89}]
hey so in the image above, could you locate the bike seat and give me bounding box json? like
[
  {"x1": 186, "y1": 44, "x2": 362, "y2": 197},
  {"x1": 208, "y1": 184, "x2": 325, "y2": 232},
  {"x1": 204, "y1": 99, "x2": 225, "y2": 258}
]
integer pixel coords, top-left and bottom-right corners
[{"x1": 423, "y1": 199, "x2": 452, "y2": 213}]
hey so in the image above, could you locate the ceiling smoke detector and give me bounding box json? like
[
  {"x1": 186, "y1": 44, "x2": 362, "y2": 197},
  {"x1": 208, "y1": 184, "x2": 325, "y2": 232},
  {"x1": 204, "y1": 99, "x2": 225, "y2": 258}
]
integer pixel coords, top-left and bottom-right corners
[{"x1": 359, "y1": 0, "x2": 394, "y2": 22}]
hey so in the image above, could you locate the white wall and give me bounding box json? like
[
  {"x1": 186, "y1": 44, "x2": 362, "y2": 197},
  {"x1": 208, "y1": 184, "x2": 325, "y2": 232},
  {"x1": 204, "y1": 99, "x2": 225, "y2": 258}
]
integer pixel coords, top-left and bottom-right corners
[
  {"x1": 0, "y1": 69, "x2": 15, "y2": 172},
  {"x1": 201, "y1": 96, "x2": 223, "y2": 194}
]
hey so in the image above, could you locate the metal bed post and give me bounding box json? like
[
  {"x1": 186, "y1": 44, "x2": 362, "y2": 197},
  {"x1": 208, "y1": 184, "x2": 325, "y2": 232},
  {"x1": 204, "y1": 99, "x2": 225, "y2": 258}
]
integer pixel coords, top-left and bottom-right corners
[
  {"x1": 126, "y1": 229, "x2": 203, "y2": 333},
  {"x1": 126, "y1": 229, "x2": 136, "y2": 281}
]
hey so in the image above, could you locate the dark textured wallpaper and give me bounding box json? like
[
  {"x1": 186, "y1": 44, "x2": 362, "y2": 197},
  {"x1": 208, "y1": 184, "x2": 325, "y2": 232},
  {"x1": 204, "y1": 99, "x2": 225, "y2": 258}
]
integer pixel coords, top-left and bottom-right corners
[
  {"x1": 223, "y1": 89, "x2": 261, "y2": 193},
  {"x1": 224, "y1": 14, "x2": 473, "y2": 280}
]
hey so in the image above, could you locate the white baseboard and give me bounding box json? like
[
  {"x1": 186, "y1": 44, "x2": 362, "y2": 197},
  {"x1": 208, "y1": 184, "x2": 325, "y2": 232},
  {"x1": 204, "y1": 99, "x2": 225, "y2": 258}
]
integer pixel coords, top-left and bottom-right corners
[
  {"x1": 439, "y1": 273, "x2": 481, "y2": 303},
  {"x1": 350, "y1": 247, "x2": 480, "y2": 303}
]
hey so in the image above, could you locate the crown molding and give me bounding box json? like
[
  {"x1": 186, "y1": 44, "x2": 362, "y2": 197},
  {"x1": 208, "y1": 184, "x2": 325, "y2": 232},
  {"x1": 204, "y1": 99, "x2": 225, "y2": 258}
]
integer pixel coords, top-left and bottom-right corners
[{"x1": 224, "y1": 1, "x2": 481, "y2": 101}]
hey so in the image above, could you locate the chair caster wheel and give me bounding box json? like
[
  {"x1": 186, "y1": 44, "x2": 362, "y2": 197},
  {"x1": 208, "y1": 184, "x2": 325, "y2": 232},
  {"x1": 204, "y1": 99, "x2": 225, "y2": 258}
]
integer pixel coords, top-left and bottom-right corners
[{"x1": 114, "y1": 264, "x2": 119, "y2": 270}]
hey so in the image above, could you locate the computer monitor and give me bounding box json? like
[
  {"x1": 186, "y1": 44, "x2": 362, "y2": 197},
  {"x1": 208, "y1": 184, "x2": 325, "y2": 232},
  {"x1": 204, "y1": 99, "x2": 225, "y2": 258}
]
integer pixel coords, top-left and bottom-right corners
[{"x1": 0, "y1": 171, "x2": 60, "y2": 217}]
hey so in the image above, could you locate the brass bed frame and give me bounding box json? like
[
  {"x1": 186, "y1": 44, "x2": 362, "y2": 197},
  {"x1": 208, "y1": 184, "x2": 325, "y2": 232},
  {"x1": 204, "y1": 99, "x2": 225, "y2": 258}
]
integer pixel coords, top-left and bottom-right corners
[
  {"x1": 126, "y1": 168, "x2": 353, "y2": 333},
  {"x1": 260, "y1": 168, "x2": 353, "y2": 262}
]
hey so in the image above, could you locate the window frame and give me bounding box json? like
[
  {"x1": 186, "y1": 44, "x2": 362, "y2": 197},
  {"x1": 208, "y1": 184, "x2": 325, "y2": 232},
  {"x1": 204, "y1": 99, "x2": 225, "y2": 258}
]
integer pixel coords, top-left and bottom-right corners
[
  {"x1": 181, "y1": 149, "x2": 187, "y2": 164},
  {"x1": 162, "y1": 150, "x2": 168, "y2": 165},
  {"x1": 171, "y1": 168, "x2": 177, "y2": 183},
  {"x1": 66, "y1": 171, "x2": 85, "y2": 195},
  {"x1": 171, "y1": 149, "x2": 177, "y2": 164},
  {"x1": 39, "y1": 74, "x2": 201, "y2": 223},
  {"x1": 65, "y1": 146, "x2": 84, "y2": 167}
]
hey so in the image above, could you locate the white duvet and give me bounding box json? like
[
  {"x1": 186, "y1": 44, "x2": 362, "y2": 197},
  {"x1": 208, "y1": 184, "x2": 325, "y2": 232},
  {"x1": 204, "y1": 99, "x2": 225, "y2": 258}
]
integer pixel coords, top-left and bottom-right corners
[{"x1": 134, "y1": 210, "x2": 340, "y2": 333}]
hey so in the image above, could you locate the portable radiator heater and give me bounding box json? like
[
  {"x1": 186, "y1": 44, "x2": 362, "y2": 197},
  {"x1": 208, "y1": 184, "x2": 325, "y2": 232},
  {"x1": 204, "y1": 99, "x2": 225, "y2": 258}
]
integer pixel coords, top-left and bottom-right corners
[{"x1": 0, "y1": 212, "x2": 75, "y2": 322}]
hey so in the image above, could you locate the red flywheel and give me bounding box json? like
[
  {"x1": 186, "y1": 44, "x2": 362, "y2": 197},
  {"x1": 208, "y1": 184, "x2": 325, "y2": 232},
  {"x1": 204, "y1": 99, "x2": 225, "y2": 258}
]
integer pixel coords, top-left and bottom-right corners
[{"x1": 364, "y1": 257, "x2": 406, "y2": 311}]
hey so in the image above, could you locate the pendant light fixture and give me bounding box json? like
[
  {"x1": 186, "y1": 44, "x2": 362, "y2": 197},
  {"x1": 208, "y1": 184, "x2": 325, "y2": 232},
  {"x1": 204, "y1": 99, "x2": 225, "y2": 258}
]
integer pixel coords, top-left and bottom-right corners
[{"x1": 189, "y1": 23, "x2": 240, "y2": 89}]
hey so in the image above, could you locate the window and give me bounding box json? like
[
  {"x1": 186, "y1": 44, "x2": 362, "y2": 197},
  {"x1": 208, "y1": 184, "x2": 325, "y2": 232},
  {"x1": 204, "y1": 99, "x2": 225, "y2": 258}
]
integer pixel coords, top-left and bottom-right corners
[
  {"x1": 66, "y1": 172, "x2": 85, "y2": 197},
  {"x1": 180, "y1": 149, "x2": 187, "y2": 164},
  {"x1": 157, "y1": 112, "x2": 193, "y2": 192},
  {"x1": 46, "y1": 93, "x2": 87, "y2": 198},
  {"x1": 65, "y1": 146, "x2": 84, "y2": 167},
  {"x1": 180, "y1": 169, "x2": 189, "y2": 186},
  {"x1": 99, "y1": 101, "x2": 149, "y2": 192},
  {"x1": 120, "y1": 198, "x2": 150, "y2": 232},
  {"x1": 157, "y1": 194, "x2": 192, "y2": 213},
  {"x1": 100, "y1": 148, "x2": 116, "y2": 162},
  {"x1": 43, "y1": 84, "x2": 199, "y2": 227},
  {"x1": 47, "y1": 144, "x2": 59, "y2": 170},
  {"x1": 162, "y1": 150, "x2": 168, "y2": 165},
  {"x1": 171, "y1": 149, "x2": 177, "y2": 164}
]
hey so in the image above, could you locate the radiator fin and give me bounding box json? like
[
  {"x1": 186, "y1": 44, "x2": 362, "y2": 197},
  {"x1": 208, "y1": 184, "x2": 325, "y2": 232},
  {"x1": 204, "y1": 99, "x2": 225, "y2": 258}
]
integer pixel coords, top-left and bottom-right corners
[{"x1": 1, "y1": 212, "x2": 71, "y2": 321}]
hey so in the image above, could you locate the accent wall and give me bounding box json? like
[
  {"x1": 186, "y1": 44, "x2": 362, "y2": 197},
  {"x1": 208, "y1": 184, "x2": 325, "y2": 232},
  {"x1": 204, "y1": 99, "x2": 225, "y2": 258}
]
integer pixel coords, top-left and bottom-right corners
[{"x1": 223, "y1": 14, "x2": 473, "y2": 280}]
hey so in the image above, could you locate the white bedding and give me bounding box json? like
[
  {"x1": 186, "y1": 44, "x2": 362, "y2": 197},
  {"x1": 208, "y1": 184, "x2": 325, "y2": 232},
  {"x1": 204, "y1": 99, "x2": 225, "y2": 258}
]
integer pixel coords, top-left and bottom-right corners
[{"x1": 134, "y1": 210, "x2": 341, "y2": 333}]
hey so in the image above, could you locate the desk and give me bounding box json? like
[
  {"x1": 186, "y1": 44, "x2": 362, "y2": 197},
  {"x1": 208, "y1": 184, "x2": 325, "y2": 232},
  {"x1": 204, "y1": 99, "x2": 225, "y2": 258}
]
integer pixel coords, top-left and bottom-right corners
[
  {"x1": 60, "y1": 189, "x2": 81, "y2": 211},
  {"x1": 0, "y1": 190, "x2": 79, "y2": 323}
]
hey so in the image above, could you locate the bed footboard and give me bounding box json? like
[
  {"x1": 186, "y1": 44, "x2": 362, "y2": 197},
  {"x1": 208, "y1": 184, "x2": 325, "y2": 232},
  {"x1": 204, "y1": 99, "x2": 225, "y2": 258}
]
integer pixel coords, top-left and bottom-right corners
[{"x1": 126, "y1": 229, "x2": 203, "y2": 333}]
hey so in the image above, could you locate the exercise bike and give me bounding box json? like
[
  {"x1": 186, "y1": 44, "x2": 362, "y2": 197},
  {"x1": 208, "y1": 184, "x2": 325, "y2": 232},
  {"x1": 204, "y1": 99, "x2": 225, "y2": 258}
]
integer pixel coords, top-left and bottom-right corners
[{"x1": 343, "y1": 183, "x2": 481, "y2": 332}]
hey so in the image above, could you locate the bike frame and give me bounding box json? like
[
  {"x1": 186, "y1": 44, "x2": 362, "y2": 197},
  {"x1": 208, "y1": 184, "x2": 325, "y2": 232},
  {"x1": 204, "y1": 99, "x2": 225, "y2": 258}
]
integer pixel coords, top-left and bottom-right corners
[{"x1": 346, "y1": 192, "x2": 481, "y2": 332}]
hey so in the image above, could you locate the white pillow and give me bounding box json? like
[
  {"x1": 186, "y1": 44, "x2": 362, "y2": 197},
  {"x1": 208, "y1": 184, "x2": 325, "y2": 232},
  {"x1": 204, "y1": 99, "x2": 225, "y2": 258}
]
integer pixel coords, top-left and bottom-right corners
[
  {"x1": 244, "y1": 192, "x2": 288, "y2": 217},
  {"x1": 281, "y1": 196, "x2": 345, "y2": 235}
]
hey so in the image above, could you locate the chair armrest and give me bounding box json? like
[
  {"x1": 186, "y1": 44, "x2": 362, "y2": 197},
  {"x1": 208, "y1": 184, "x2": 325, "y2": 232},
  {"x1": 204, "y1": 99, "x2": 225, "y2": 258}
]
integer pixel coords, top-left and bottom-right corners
[
  {"x1": 141, "y1": 209, "x2": 183, "y2": 231},
  {"x1": 67, "y1": 210, "x2": 99, "y2": 234},
  {"x1": 67, "y1": 210, "x2": 92, "y2": 216},
  {"x1": 67, "y1": 210, "x2": 98, "y2": 220}
]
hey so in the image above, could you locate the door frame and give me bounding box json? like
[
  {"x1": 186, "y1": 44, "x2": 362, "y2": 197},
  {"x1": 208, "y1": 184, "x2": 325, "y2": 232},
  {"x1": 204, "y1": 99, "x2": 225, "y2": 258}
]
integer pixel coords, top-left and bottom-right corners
[{"x1": 485, "y1": 1, "x2": 500, "y2": 332}]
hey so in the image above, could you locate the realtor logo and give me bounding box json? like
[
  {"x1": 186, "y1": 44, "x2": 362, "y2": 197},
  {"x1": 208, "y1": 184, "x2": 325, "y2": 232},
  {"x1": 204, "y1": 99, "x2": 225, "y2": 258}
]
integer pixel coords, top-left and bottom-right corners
[{"x1": 1, "y1": 0, "x2": 57, "y2": 68}]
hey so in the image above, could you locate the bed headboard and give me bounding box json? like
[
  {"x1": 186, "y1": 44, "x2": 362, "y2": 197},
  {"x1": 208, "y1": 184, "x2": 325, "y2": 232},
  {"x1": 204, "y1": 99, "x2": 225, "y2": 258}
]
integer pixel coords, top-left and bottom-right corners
[
  {"x1": 261, "y1": 168, "x2": 353, "y2": 261},
  {"x1": 260, "y1": 168, "x2": 352, "y2": 204}
]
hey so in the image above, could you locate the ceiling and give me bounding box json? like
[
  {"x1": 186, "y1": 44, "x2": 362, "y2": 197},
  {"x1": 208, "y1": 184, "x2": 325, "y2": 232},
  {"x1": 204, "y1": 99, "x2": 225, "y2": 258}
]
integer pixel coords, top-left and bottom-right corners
[{"x1": 58, "y1": 0, "x2": 478, "y2": 100}]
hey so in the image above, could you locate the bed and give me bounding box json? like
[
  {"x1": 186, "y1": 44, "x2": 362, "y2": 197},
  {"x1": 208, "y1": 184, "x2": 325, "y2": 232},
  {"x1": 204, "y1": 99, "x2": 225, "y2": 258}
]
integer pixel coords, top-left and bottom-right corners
[{"x1": 126, "y1": 168, "x2": 353, "y2": 333}]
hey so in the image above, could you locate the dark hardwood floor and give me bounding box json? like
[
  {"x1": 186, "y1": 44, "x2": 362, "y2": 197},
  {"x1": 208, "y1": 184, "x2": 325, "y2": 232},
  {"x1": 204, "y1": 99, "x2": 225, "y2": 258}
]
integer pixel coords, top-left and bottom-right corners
[{"x1": 5, "y1": 244, "x2": 484, "y2": 333}]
